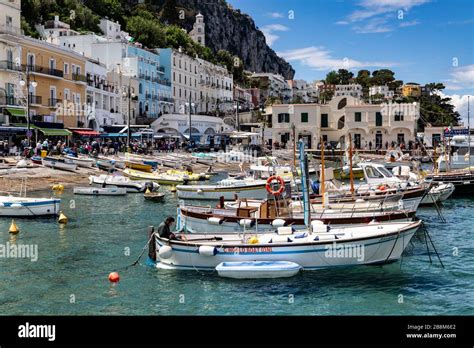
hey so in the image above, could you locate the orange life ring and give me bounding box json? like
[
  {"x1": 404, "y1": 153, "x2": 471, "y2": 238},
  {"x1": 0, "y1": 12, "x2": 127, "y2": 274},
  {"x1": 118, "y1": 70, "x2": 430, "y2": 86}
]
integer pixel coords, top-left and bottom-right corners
[{"x1": 266, "y1": 175, "x2": 285, "y2": 195}]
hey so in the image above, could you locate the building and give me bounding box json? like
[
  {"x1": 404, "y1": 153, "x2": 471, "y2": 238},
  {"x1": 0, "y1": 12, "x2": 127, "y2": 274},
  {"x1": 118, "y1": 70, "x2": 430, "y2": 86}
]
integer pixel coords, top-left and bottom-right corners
[
  {"x1": 250, "y1": 73, "x2": 292, "y2": 103},
  {"x1": 271, "y1": 96, "x2": 419, "y2": 149},
  {"x1": 335, "y1": 84, "x2": 363, "y2": 99},
  {"x1": 287, "y1": 79, "x2": 320, "y2": 103},
  {"x1": 189, "y1": 13, "x2": 205, "y2": 46},
  {"x1": 151, "y1": 113, "x2": 230, "y2": 143},
  {"x1": 369, "y1": 85, "x2": 394, "y2": 99},
  {"x1": 318, "y1": 83, "x2": 336, "y2": 103},
  {"x1": 197, "y1": 57, "x2": 233, "y2": 114},
  {"x1": 233, "y1": 85, "x2": 253, "y2": 111},
  {"x1": 159, "y1": 48, "x2": 199, "y2": 115},
  {"x1": 402, "y1": 83, "x2": 422, "y2": 98},
  {"x1": 35, "y1": 15, "x2": 79, "y2": 45},
  {"x1": 84, "y1": 58, "x2": 123, "y2": 130}
]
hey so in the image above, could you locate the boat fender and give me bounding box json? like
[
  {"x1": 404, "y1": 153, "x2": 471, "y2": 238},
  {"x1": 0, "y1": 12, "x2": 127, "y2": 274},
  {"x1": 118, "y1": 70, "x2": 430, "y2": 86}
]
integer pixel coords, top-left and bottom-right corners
[
  {"x1": 0, "y1": 203, "x2": 4, "y2": 208},
  {"x1": 355, "y1": 198, "x2": 365, "y2": 203},
  {"x1": 239, "y1": 219, "x2": 255, "y2": 228},
  {"x1": 198, "y1": 245, "x2": 218, "y2": 256},
  {"x1": 10, "y1": 203, "x2": 23, "y2": 209},
  {"x1": 158, "y1": 245, "x2": 173, "y2": 259},
  {"x1": 271, "y1": 219, "x2": 287, "y2": 228},
  {"x1": 197, "y1": 189, "x2": 203, "y2": 194},
  {"x1": 311, "y1": 220, "x2": 328, "y2": 233},
  {"x1": 207, "y1": 217, "x2": 223, "y2": 225}
]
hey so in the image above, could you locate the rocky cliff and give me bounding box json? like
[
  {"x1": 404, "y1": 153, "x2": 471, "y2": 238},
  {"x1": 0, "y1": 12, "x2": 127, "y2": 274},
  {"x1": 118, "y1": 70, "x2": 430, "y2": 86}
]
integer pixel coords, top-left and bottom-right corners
[{"x1": 153, "y1": 0, "x2": 295, "y2": 79}]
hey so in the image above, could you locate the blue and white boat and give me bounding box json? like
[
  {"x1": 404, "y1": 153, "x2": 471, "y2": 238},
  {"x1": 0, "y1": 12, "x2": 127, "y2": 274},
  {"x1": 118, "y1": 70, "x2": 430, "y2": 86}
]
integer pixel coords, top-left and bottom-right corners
[
  {"x1": 0, "y1": 196, "x2": 61, "y2": 217},
  {"x1": 216, "y1": 261, "x2": 302, "y2": 279}
]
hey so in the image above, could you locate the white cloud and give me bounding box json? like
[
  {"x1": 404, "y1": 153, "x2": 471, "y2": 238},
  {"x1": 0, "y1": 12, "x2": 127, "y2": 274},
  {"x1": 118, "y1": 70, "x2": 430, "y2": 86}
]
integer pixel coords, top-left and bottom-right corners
[
  {"x1": 444, "y1": 65, "x2": 474, "y2": 91},
  {"x1": 337, "y1": 0, "x2": 430, "y2": 33},
  {"x1": 277, "y1": 46, "x2": 396, "y2": 71},
  {"x1": 439, "y1": 93, "x2": 474, "y2": 125},
  {"x1": 267, "y1": 12, "x2": 284, "y2": 18},
  {"x1": 261, "y1": 24, "x2": 289, "y2": 46}
]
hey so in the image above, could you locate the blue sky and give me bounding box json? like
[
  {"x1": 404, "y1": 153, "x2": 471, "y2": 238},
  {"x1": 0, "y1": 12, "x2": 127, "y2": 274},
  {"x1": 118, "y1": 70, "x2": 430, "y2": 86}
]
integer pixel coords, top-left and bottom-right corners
[{"x1": 228, "y1": 0, "x2": 474, "y2": 120}]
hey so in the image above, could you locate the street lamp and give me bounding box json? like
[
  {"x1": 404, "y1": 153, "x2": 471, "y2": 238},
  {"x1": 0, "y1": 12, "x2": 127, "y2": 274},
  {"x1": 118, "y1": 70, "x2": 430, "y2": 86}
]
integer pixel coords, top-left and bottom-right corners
[
  {"x1": 185, "y1": 96, "x2": 196, "y2": 145},
  {"x1": 122, "y1": 85, "x2": 136, "y2": 151},
  {"x1": 19, "y1": 67, "x2": 37, "y2": 147},
  {"x1": 234, "y1": 101, "x2": 242, "y2": 131}
]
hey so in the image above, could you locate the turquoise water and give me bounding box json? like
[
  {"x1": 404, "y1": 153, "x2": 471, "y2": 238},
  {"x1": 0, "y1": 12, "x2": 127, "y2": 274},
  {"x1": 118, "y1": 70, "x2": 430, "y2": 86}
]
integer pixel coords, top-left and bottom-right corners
[{"x1": 0, "y1": 176, "x2": 473, "y2": 315}]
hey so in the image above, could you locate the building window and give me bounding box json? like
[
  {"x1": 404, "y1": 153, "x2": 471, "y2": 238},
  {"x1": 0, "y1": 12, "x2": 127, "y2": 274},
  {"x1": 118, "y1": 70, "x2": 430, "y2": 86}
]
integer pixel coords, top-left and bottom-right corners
[
  {"x1": 355, "y1": 112, "x2": 361, "y2": 122},
  {"x1": 278, "y1": 113, "x2": 290, "y2": 123},
  {"x1": 173, "y1": 57, "x2": 176, "y2": 66},
  {"x1": 376, "y1": 112, "x2": 382, "y2": 126},
  {"x1": 321, "y1": 113, "x2": 328, "y2": 128},
  {"x1": 394, "y1": 112, "x2": 404, "y2": 121},
  {"x1": 173, "y1": 72, "x2": 175, "y2": 81},
  {"x1": 64, "y1": 63, "x2": 69, "y2": 75},
  {"x1": 179, "y1": 74, "x2": 181, "y2": 83},
  {"x1": 301, "y1": 112, "x2": 308, "y2": 123}
]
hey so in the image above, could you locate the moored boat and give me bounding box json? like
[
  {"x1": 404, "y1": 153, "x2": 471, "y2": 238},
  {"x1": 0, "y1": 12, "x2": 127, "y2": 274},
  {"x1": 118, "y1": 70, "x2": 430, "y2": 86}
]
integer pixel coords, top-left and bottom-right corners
[
  {"x1": 215, "y1": 261, "x2": 302, "y2": 279},
  {"x1": 89, "y1": 174, "x2": 158, "y2": 193},
  {"x1": 42, "y1": 157, "x2": 77, "y2": 172},
  {"x1": 73, "y1": 187, "x2": 127, "y2": 196},
  {"x1": 124, "y1": 160, "x2": 153, "y2": 173},
  {"x1": 123, "y1": 168, "x2": 186, "y2": 185},
  {"x1": 176, "y1": 178, "x2": 268, "y2": 200},
  {"x1": 0, "y1": 196, "x2": 61, "y2": 217},
  {"x1": 64, "y1": 155, "x2": 95, "y2": 168}
]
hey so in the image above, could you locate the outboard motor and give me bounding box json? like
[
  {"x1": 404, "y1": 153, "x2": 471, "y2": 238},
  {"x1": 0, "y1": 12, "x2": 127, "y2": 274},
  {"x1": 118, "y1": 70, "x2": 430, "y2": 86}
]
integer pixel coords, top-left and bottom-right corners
[{"x1": 144, "y1": 182, "x2": 155, "y2": 192}]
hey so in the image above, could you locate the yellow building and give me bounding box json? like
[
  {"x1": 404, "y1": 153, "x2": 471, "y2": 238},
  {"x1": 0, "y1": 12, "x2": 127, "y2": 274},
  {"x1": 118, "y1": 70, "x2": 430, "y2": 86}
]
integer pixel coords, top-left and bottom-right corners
[
  {"x1": 402, "y1": 83, "x2": 421, "y2": 98},
  {"x1": 18, "y1": 36, "x2": 87, "y2": 129}
]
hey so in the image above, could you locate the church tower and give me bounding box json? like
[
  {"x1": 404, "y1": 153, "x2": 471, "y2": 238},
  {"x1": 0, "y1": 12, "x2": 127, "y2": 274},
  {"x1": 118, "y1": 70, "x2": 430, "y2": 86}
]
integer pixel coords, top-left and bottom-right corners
[{"x1": 189, "y1": 13, "x2": 205, "y2": 46}]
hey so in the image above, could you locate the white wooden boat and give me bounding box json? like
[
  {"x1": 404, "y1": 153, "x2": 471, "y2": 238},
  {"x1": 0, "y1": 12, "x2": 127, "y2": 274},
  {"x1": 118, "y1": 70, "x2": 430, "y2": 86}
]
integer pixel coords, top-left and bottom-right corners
[
  {"x1": 73, "y1": 187, "x2": 127, "y2": 196},
  {"x1": 123, "y1": 168, "x2": 186, "y2": 185},
  {"x1": 89, "y1": 175, "x2": 159, "y2": 193},
  {"x1": 64, "y1": 155, "x2": 95, "y2": 168},
  {"x1": 42, "y1": 157, "x2": 77, "y2": 172},
  {"x1": 176, "y1": 178, "x2": 268, "y2": 200},
  {"x1": 215, "y1": 261, "x2": 302, "y2": 279},
  {"x1": 0, "y1": 195, "x2": 61, "y2": 217},
  {"x1": 151, "y1": 220, "x2": 422, "y2": 270}
]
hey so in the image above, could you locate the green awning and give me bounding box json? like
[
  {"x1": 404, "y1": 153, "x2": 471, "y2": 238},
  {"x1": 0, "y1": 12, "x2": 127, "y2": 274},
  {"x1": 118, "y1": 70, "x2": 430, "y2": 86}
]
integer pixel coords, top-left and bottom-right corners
[
  {"x1": 38, "y1": 128, "x2": 72, "y2": 136},
  {"x1": 5, "y1": 108, "x2": 26, "y2": 117}
]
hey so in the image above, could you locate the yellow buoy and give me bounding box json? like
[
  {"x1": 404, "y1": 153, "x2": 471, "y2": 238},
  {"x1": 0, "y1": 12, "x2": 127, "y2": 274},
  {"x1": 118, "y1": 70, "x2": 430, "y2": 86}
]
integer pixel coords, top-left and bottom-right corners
[
  {"x1": 248, "y1": 236, "x2": 259, "y2": 244},
  {"x1": 52, "y1": 184, "x2": 64, "y2": 191},
  {"x1": 170, "y1": 186, "x2": 177, "y2": 193},
  {"x1": 145, "y1": 187, "x2": 151, "y2": 194},
  {"x1": 58, "y1": 211, "x2": 68, "y2": 224},
  {"x1": 9, "y1": 219, "x2": 19, "y2": 234}
]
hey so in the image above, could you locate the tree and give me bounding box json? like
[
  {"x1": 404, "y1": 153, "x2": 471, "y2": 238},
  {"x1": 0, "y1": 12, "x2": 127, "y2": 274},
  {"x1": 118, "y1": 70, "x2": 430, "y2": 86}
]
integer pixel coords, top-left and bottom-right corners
[
  {"x1": 371, "y1": 69, "x2": 395, "y2": 86},
  {"x1": 337, "y1": 69, "x2": 354, "y2": 85},
  {"x1": 161, "y1": 0, "x2": 179, "y2": 25},
  {"x1": 325, "y1": 70, "x2": 339, "y2": 85}
]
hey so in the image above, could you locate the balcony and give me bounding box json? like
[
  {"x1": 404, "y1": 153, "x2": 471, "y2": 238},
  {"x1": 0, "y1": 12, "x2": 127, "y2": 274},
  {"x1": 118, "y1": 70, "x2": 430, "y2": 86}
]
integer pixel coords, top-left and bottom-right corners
[
  {"x1": 155, "y1": 78, "x2": 171, "y2": 86},
  {"x1": 25, "y1": 65, "x2": 64, "y2": 78},
  {"x1": 72, "y1": 73, "x2": 87, "y2": 83},
  {"x1": 158, "y1": 66, "x2": 165, "y2": 74},
  {"x1": 0, "y1": 60, "x2": 21, "y2": 71},
  {"x1": 48, "y1": 98, "x2": 62, "y2": 107},
  {"x1": 0, "y1": 96, "x2": 21, "y2": 106},
  {"x1": 158, "y1": 96, "x2": 174, "y2": 103},
  {"x1": 28, "y1": 95, "x2": 42, "y2": 105}
]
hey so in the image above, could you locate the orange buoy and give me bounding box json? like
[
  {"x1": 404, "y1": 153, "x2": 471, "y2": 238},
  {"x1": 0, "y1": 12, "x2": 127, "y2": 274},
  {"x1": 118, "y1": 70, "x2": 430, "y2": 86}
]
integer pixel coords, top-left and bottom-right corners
[{"x1": 108, "y1": 272, "x2": 120, "y2": 283}]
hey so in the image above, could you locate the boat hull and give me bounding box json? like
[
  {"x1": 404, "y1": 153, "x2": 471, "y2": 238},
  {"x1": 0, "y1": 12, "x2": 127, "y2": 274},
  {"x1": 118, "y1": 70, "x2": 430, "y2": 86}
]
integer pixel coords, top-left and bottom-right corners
[
  {"x1": 177, "y1": 184, "x2": 268, "y2": 200},
  {"x1": 73, "y1": 187, "x2": 127, "y2": 196},
  {"x1": 42, "y1": 158, "x2": 77, "y2": 172},
  {"x1": 0, "y1": 198, "x2": 61, "y2": 217},
  {"x1": 64, "y1": 156, "x2": 95, "y2": 168},
  {"x1": 154, "y1": 222, "x2": 420, "y2": 270}
]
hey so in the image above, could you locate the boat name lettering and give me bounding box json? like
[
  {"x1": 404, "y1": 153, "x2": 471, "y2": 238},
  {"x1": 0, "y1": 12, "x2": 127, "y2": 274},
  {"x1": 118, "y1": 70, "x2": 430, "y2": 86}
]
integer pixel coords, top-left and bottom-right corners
[{"x1": 224, "y1": 247, "x2": 273, "y2": 253}]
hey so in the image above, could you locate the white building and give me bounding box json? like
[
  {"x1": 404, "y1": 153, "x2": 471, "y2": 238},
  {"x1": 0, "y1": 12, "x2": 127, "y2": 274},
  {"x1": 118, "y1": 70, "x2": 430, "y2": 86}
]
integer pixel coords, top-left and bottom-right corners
[
  {"x1": 251, "y1": 73, "x2": 292, "y2": 103},
  {"x1": 189, "y1": 13, "x2": 205, "y2": 46},
  {"x1": 288, "y1": 79, "x2": 320, "y2": 103},
  {"x1": 335, "y1": 84, "x2": 363, "y2": 99},
  {"x1": 197, "y1": 57, "x2": 233, "y2": 114},
  {"x1": 35, "y1": 15, "x2": 79, "y2": 45},
  {"x1": 151, "y1": 113, "x2": 231, "y2": 142},
  {"x1": 271, "y1": 96, "x2": 419, "y2": 149},
  {"x1": 369, "y1": 85, "x2": 394, "y2": 99},
  {"x1": 84, "y1": 59, "x2": 123, "y2": 130}
]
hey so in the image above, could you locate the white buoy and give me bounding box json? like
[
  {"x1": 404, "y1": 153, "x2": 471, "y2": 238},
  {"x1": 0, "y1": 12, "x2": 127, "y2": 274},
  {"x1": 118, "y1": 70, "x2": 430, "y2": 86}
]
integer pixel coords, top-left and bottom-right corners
[
  {"x1": 271, "y1": 219, "x2": 287, "y2": 228},
  {"x1": 158, "y1": 245, "x2": 173, "y2": 259},
  {"x1": 207, "y1": 217, "x2": 223, "y2": 225},
  {"x1": 198, "y1": 245, "x2": 218, "y2": 256}
]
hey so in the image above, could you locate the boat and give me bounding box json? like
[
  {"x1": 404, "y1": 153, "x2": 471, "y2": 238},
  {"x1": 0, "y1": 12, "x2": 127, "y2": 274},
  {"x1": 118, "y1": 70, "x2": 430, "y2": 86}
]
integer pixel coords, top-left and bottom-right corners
[
  {"x1": 123, "y1": 168, "x2": 186, "y2": 185},
  {"x1": 64, "y1": 155, "x2": 95, "y2": 168},
  {"x1": 166, "y1": 169, "x2": 210, "y2": 181},
  {"x1": 215, "y1": 261, "x2": 302, "y2": 279},
  {"x1": 0, "y1": 195, "x2": 61, "y2": 217},
  {"x1": 144, "y1": 191, "x2": 166, "y2": 202},
  {"x1": 96, "y1": 159, "x2": 117, "y2": 172},
  {"x1": 177, "y1": 200, "x2": 417, "y2": 233},
  {"x1": 89, "y1": 174, "x2": 159, "y2": 193},
  {"x1": 426, "y1": 170, "x2": 474, "y2": 196},
  {"x1": 73, "y1": 187, "x2": 127, "y2": 196},
  {"x1": 437, "y1": 135, "x2": 474, "y2": 172},
  {"x1": 42, "y1": 156, "x2": 77, "y2": 172},
  {"x1": 176, "y1": 178, "x2": 268, "y2": 200},
  {"x1": 150, "y1": 220, "x2": 422, "y2": 270},
  {"x1": 31, "y1": 156, "x2": 43, "y2": 165},
  {"x1": 124, "y1": 160, "x2": 153, "y2": 173}
]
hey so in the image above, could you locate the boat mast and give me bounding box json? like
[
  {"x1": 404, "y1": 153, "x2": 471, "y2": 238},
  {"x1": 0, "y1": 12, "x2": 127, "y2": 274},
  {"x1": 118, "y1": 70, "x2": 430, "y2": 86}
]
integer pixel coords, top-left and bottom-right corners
[
  {"x1": 348, "y1": 134, "x2": 354, "y2": 197},
  {"x1": 298, "y1": 139, "x2": 311, "y2": 234},
  {"x1": 320, "y1": 137, "x2": 325, "y2": 207}
]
